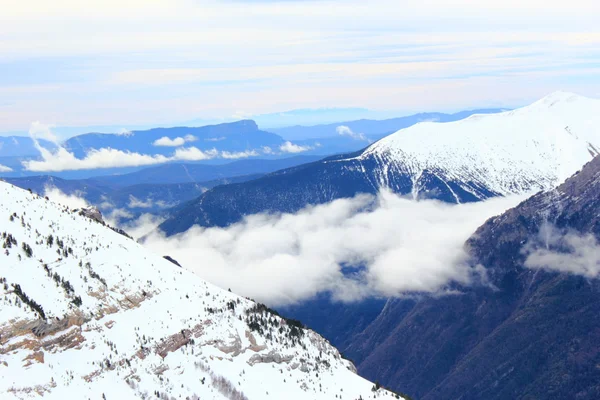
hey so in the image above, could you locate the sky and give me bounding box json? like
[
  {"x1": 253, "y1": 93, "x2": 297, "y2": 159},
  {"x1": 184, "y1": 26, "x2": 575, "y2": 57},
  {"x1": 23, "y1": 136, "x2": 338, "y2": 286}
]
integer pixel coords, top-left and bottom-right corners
[{"x1": 1, "y1": 0, "x2": 600, "y2": 133}]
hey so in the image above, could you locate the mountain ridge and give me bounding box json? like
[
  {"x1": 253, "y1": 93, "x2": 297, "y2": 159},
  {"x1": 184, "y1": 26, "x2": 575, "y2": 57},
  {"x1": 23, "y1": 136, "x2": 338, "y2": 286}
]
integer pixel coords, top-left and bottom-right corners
[
  {"x1": 335, "y1": 155, "x2": 600, "y2": 399},
  {"x1": 159, "y1": 92, "x2": 600, "y2": 234},
  {"x1": 0, "y1": 180, "x2": 403, "y2": 399}
]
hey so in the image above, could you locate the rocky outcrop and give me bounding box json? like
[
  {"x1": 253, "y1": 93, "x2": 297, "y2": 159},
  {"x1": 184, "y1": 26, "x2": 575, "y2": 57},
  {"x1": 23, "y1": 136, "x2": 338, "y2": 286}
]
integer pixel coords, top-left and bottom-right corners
[
  {"x1": 79, "y1": 207, "x2": 104, "y2": 224},
  {"x1": 247, "y1": 350, "x2": 294, "y2": 366}
]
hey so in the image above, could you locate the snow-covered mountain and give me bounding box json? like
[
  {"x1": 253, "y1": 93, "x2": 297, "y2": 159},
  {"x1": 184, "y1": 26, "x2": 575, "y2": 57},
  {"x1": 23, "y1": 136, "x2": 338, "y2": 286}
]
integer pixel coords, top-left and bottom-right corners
[
  {"x1": 357, "y1": 91, "x2": 600, "y2": 200},
  {"x1": 0, "y1": 181, "x2": 402, "y2": 399},
  {"x1": 159, "y1": 91, "x2": 600, "y2": 233}
]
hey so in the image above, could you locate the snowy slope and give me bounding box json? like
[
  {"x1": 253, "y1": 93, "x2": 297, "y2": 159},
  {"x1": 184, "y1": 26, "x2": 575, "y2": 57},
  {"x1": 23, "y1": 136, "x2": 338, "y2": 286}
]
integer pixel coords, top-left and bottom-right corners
[
  {"x1": 0, "y1": 181, "x2": 403, "y2": 400},
  {"x1": 354, "y1": 91, "x2": 600, "y2": 200}
]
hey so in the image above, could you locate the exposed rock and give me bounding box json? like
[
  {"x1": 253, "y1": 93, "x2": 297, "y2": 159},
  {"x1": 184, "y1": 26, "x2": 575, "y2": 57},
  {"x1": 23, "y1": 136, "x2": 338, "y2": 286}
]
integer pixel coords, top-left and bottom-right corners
[
  {"x1": 247, "y1": 350, "x2": 294, "y2": 366},
  {"x1": 163, "y1": 255, "x2": 182, "y2": 267},
  {"x1": 79, "y1": 207, "x2": 104, "y2": 224},
  {"x1": 155, "y1": 329, "x2": 191, "y2": 359},
  {"x1": 217, "y1": 335, "x2": 242, "y2": 356}
]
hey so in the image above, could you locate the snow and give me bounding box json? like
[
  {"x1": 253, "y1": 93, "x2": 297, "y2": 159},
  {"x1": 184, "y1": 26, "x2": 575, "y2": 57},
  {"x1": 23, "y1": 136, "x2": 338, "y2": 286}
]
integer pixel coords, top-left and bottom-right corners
[
  {"x1": 0, "y1": 182, "x2": 403, "y2": 400},
  {"x1": 351, "y1": 91, "x2": 600, "y2": 199}
]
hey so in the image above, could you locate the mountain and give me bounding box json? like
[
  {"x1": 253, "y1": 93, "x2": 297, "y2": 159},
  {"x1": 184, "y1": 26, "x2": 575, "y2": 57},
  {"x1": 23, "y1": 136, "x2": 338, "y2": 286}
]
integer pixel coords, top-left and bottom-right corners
[
  {"x1": 270, "y1": 109, "x2": 506, "y2": 140},
  {"x1": 63, "y1": 120, "x2": 284, "y2": 159},
  {"x1": 3, "y1": 175, "x2": 260, "y2": 221},
  {"x1": 91, "y1": 156, "x2": 323, "y2": 186},
  {"x1": 0, "y1": 136, "x2": 57, "y2": 158},
  {"x1": 299, "y1": 155, "x2": 600, "y2": 400},
  {"x1": 3, "y1": 156, "x2": 324, "y2": 223},
  {"x1": 186, "y1": 107, "x2": 375, "y2": 130},
  {"x1": 159, "y1": 92, "x2": 600, "y2": 234},
  {"x1": 0, "y1": 181, "x2": 404, "y2": 399}
]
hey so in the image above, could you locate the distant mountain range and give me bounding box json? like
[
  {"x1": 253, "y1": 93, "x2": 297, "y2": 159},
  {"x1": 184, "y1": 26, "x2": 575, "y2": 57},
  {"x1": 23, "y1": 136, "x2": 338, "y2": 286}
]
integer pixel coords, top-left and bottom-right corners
[
  {"x1": 4, "y1": 156, "x2": 322, "y2": 221},
  {"x1": 63, "y1": 120, "x2": 283, "y2": 159},
  {"x1": 0, "y1": 108, "x2": 506, "y2": 179},
  {"x1": 271, "y1": 108, "x2": 507, "y2": 140},
  {"x1": 0, "y1": 136, "x2": 57, "y2": 157},
  {"x1": 89, "y1": 155, "x2": 323, "y2": 186},
  {"x1": 159, "y1": 92, "x2": 600, "y2": 234}
]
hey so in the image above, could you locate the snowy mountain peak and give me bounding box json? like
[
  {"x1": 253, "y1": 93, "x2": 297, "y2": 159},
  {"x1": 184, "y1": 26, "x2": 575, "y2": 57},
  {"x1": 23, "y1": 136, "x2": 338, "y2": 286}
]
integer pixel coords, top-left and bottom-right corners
[
  {"x1": 354, "y1": 92, "x2": 600, "y2": 201},
  {"x1": 0, "y1": 181, "x2": 403, "y2": 399},
  {"x1": 531, "y1": 91, "x2": 589, "y2": 108}
]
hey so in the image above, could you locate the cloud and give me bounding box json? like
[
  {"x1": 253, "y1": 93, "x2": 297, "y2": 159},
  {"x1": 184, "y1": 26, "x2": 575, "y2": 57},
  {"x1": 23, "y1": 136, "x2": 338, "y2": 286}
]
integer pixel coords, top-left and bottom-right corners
[
  {"x1": 24, "y1": 122, "x2": 178, "y2": 172},
  {"x1": 144, "y1": 191, "x2": 525, "y2": 306},
  {"x1": 205, "y1": 137, "x2": 226, "y2": 142},
  {"x1": 523, "y1": 223, "x2": 600, "y2": 278},
  {"x1": 279, "y1": 141, "x2": 313, "y2": 154},
  {"x1": 105, "y1": 207, "x2": 134, "y2": 222},
  {"x1": 22, "y1": 142, "x2": 257, "y2": 171},
  {"x1": 126, "y1": 195, "x2": 177, "y2": 209},
  {"x1": 120, "y1": 213, "x2": 166, "y2": 240},
  {"x1": 23, "y1": 146, "x2": 173, "y2": 172},
  {"x1": 43, "y1": 185, "x2": 90, "y2": 209},
  {"x1": 128, "y1": 195, "x2": 153, "y2": 208},
  {"x1": 115, "y1": 128, "x2": 133, "y2": 136},
  {"x1": 153, "y1": 134, "x2": 197, "y2": 147},
  {"x1": 29, "y1": 121, "x2": 60, "y2": 143},
  {"x1": 336, "y1": 125, "x2": 371, "y2": 142},
  {"x1": 42, "y1": 185, "x2": 163, "y2": 240},
  {"x1": 153, "y1": 136, "x2": 185, "y2": 147},
  {"x1": 21, "y1": 124, "x2": 261, "y2": 171},
  {"x1": 0, "y1": 164, "x2": 12, "y2": 172},
  {"x1": 221, "y1": 150, "x2": 260, "y2": 159},
  {"x1": 172, "y1": 146, "x2": 219, "y2": 161}
]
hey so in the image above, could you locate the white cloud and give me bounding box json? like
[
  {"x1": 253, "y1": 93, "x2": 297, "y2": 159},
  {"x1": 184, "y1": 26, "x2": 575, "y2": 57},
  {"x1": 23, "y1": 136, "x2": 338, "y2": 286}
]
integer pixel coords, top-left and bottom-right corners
[
  {"x1": 173, "y1": 146, "x2": 218, "y2": 161},
  {"x1": 42, "y1": 185, "x2": 163, "y2": 240},
  {"x1": 125, "y1": 195, "x2": 176, "y2": 210},
  {"x1": 115, "y1": 128, "x2": 133, "y2": 136},
  {"x1": 121, "y1": 213, "x2": 166, "y2": 240},
  {"x1": 279, "y1": 141, "x2": 313, "y2": 154},
  {"x1": 22, "y1": 142, "x2": 257, "y2": 171},
  {"x1": 144, "y1": 191, "x2": 525, "y2": 306},
  {"x1": 221, "y1": 150, "x2": 259, "y2": 159},
  {"x1": 25, "y1": 122, "x2": 178, "y2": 172},
  {"x1": 523, "y1": 223, "x2": 600, "y2": 278},
  {"x1": 23, "y1": 146, "x2": 172, "y2": 172},
  {"x1": 205, "y1": 137, "x2": 226, "y2": 142},
  {"x1": 128, "y1": 195, "x2": 154, "y2": 209},
  {"x1": 43, "y1": 185, "x2": 90, "y2": 210},
  {"x1": 153, "y1": 134, "x2": 197, "y2": 147},
  {"x1": 105, "y1": 207, "x2": 134, "y2": 222},
  {"x1": 0, "y1": 164, "x2": 12, "y2": 172},
  {"x1": 153, "y1": 136, "x2": 185, "y2": 147},
  {"x1": 29, "y1": 121, "x2": 59, "y2": 143},
  {"x1": 21, "y1": 124, "x2": 258, "y2": 171},
  {"x1": 262, "y1": 146, "x2": 273, "y2": 155},
  {"x1": 336, "y1": 125, "x2": 371, "y2": 142}
]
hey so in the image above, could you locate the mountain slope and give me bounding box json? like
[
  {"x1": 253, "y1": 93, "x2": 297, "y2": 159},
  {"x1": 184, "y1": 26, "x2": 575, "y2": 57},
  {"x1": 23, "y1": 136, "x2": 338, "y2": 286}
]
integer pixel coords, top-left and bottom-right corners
[
  {"x1": 0, "y1": 137, "x2": 57, "y2": 158},
  {"x1": 0, "y1": 181, "x2": 403, "y2": 399},
  {"x1": 91, "y1": 155, "x2": 323, "y2": 186},
  {"x1": 160, "y1": 92, "x2": 600, "y2": 233},
  {"x1": 336, "y1": 156, "x2": 600, "y2": 400}
]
